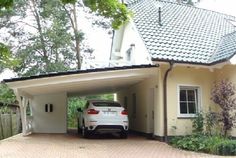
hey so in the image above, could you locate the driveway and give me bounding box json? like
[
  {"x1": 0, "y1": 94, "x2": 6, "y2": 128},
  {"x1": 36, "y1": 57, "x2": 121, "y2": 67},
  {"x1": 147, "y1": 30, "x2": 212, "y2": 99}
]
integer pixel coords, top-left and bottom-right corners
[{"x1": 0, "y1": 133, "x2": 233, "y2": 158}]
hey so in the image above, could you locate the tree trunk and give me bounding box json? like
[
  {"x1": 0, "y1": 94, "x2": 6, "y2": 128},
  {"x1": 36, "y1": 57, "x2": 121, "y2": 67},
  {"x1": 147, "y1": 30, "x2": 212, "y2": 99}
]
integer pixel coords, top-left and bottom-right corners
[
  {"x1": 63, "y1": 4, "x2": 81, "y2": 69},
  {"x1": 72, "y1": 4, "x2": 81, "y2": 69},
  {"x1": 30, "y1": 0, "x2": 49, "y2": 69}
]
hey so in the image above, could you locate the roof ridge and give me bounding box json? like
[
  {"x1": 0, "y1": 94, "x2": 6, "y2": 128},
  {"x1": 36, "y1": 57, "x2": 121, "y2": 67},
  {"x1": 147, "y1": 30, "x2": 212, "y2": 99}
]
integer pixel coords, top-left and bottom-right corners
[{"x1": 159, "y1": 0, "x2": 236, "y2": 19}]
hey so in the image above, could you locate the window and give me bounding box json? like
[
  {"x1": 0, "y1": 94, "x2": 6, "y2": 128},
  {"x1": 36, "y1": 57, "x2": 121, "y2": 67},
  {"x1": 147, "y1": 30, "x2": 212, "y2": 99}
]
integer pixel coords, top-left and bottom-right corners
[
  {"x1": 126, "y1": 49, "x2": 131, "y2": 61},
  {"x1": 178, "y1": 86, "x2": 200, "y2": 117},
  {"x1": 93, "y1": 102, "x2": 121, "y2": 107}
]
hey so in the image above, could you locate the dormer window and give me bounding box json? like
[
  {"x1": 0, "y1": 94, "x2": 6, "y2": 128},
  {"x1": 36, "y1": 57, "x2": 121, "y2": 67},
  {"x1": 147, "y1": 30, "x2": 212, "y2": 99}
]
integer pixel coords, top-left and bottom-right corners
[
  {"x1": 126, "y1": 44, "x2": 135, "y2": 61},
  {"x1": 126, "y1": 49, "x2": 131, "y2": 61}
]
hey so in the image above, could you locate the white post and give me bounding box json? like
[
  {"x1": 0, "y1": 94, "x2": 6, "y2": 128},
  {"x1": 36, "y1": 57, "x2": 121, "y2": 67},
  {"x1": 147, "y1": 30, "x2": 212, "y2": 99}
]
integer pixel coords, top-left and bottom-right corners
[
  {"x1": 21, "y1": 97, "x2": 27, "y2": 135},
  {"x1": 14, "y1": 89, "x2": 27, "y2": 136}
]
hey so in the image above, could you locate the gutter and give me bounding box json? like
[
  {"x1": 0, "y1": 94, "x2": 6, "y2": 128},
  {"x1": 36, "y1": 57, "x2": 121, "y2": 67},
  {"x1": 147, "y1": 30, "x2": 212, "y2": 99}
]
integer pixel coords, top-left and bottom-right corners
[
  {"x1": 109, "y1": 30, "x2": 115, "y2": 67},
  {"x1": 163, "y1": 61, "x2": 174, "y2": 142}
]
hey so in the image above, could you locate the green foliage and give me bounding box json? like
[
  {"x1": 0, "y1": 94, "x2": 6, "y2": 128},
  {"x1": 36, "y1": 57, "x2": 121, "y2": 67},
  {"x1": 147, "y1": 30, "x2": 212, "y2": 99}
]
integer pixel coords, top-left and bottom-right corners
[
  {"x1": 192, "y1": 112, "x2": 204, "y2": 133},
  {"x1": 61, "y1": 0, "x2": 77, "y2": 4},
  {"x1": 83, "y1": 0, "x2": 131, "y2": 29},
  {"x1": 0, "y1": 84, "x2": 16, "y2": 105},
  {"x1": 0, "y1": 0, "x2": 14, "y2": 9},
  {"x1": 205, "y1": 110, "x2": 218, "y2": 135},
  {"x1": 0, "y1": 43, "x2": 19, "y2": 72},
  {"x1": 0, "y1": 106, "x2": 11, "y2": 114},
  {"x1": 213, "y1": 140, "x2": 236, "y2": 156},
  {"x1": 75, "y1": 31, "x2": 85, "y2": 42},
  {"x1": 170, "y1": 134, "x2": 208, "y2": 152},
  {"x1": 170, "y1": 134, "x2": 228, "y2": 154},
  {"x1": 13, "y1": 0, "x2": 76, "y2": 76}
]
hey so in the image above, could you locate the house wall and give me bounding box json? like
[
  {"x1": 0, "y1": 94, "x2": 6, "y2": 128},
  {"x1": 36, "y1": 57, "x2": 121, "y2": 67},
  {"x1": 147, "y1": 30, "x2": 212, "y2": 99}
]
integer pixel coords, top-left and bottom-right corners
[
  {"x1": 112, "y1": 22, "x2": 151, "y2": 65},
  {"x1": 116, "y1": 64, "x2": 236, "y2": 138},
  {"x1": 160, "y1": 64, "x2": 236, "y2": 137},
  {"x1": 116, "y1": 75, "x2": 158, "y2": 134},
  {"x1": 32, "y1": 93, "x2": 67, "y2": 133},
  {"x1": 164, "y1": 65, "x2": 216, "y2": 136}
]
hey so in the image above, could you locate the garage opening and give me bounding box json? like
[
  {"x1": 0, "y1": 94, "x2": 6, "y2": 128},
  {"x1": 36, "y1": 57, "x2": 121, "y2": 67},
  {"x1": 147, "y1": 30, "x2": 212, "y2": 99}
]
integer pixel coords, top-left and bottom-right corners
[
  {"x1": 4, "y1": 65, "x2": 158, "y2": 137},
  {"x1": 66, "y1": 93, "x2": 114, "y2": 133}
]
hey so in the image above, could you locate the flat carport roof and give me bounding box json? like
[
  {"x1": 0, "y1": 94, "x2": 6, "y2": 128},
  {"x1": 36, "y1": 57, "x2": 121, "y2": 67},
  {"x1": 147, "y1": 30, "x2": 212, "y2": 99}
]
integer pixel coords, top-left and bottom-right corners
[{"x1": 3, "y1": 65, "x2": 158, "y2": 97}]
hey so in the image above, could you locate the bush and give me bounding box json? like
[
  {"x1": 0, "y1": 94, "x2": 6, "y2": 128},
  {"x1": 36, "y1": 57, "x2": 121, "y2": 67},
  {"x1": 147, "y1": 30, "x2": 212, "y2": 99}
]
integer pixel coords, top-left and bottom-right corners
[
  {"x1": 213, "y1": 140, "x2": 236, "y2": 156},
  {"x1": 170, "y1": 133, "x2": 208, "y2": 152},
  {"x1": 170, "y1": 134, "x2": 232, "y2": 155},
  {"x1": 192, "y1": 112, "x2": 204, "y2": 133}
]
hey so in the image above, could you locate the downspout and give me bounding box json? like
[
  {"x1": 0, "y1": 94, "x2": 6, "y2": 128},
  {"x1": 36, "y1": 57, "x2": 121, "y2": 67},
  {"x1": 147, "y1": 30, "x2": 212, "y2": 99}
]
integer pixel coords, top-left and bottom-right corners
[
  {"x1": 163, "y1": 61, "x2": 174, "y2": 142},
  {"x1": 109, "y1": 30, "x2": 115, "y2": 67}
]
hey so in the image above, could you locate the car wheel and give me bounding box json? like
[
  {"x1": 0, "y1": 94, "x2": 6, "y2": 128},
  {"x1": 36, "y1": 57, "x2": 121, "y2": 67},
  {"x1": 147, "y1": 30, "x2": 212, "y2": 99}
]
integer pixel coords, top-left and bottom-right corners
[
  {"x1": 77, "y1": 121, "x2": 81, "y2": 134},
  {"x1": 120, "y1": 131, "x2": 128, "y2": 139}
]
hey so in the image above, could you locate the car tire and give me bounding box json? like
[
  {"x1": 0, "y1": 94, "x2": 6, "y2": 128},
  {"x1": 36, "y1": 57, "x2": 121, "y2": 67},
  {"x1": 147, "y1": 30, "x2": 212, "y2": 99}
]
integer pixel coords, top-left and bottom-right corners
[
  {"x1": 77, "y1": 125, "x2": 81, "y2": 134},
  {"x1": 120, "y1": 131, "x2": 128, "y2": 139}
]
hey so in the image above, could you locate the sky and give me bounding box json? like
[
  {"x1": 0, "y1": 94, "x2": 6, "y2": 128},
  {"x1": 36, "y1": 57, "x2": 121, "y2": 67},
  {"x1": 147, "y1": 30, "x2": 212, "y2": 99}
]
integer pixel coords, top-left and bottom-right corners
[
  {"x1": 1, "y1": 0, "x2": 236, "y2": 81},
  {"x1": 198, "y1": 0, "x2": 236, "y2": 17}
]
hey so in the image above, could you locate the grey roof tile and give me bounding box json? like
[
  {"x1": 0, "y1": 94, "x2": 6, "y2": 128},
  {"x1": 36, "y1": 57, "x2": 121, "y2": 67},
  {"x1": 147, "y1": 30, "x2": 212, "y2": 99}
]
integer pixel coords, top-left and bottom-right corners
[{"x1": 127, "y1": 0, "x2": 236, "y2": 64}]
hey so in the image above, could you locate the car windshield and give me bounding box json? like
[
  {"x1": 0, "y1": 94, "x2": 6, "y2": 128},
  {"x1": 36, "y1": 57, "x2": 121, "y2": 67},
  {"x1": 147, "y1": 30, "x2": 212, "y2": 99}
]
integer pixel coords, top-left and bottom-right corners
[{"x1": 92, "y1": 102, "x2": 121, "y2": 107}]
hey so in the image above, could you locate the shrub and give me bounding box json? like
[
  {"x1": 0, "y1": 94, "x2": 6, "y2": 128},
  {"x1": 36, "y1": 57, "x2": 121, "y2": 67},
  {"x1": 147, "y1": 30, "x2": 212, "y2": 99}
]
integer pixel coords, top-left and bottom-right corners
[
  {"x1": 170, "y1": 134, "x2": 230, "y2": 155},
  {"x1": 211, "y1": 80, "x2": 236, "y2": 136},
  {"x1": 205, "y1": 111, "x2": 219, "y2": 135},
  {"x1": 170, "y1": 133, "x2": 208, "y2": 152},
  {"x1": 213, "y1": 140, "x2": 236, "y2": 156},
  {"x1": 192, "y1": 112, "x2": 204, "y2": 133}
]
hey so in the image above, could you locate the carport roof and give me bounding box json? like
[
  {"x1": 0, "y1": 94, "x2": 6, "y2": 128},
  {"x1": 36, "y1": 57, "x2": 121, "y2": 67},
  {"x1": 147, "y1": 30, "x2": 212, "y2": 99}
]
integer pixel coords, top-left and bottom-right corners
[
  {"x1": 4, "y1": 64, "x2": 158, "y2": 96},
  {"x1": 3, "y1": 64, "x2": 157, "y2": 83}
]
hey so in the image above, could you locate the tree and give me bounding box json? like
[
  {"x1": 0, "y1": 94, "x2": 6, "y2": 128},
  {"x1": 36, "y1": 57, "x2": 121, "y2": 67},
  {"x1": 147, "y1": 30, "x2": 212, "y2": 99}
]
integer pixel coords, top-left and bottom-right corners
[
  {"x1": 0, "y1": 83, "x2": 16, "y2": 105},
  {"x1": 1, "y1": 0, "x2": 130, "y2": 71},
  {"x1": 0, "y1": 43, "x2": 18, "y2": 72},
  {"x1": 211, "y1": 80, "x2": 236, "y2": 136},
  {"x1": 62, "y1": 0, "x2": 130, "y2": 69},
  {"x1": 9, "y1": 0, "x2": 77, "y2": 76},
  {"x1": 0, "y1": 0, "x2": 14, "y2": 9}
]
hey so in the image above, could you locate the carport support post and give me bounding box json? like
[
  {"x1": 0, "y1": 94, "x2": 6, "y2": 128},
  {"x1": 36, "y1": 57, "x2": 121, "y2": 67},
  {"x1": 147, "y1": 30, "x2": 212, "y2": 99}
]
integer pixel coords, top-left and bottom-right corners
[{"x1": 14, "y1": 90, "x2": 27, "y2": 136}]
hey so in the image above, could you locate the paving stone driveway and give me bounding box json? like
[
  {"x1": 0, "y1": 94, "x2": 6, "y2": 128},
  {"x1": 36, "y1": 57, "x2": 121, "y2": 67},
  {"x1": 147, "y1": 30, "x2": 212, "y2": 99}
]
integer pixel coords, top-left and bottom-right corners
[{"x1": 0, "y1": 133, "x2": 234, "y2": 158}]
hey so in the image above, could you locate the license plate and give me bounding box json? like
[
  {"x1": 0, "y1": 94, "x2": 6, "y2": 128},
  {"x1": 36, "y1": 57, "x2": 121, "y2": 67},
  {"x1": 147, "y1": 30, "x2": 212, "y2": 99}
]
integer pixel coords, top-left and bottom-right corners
[{"x1": 103, "y1": 111, "x2": 116, "y2": 115}]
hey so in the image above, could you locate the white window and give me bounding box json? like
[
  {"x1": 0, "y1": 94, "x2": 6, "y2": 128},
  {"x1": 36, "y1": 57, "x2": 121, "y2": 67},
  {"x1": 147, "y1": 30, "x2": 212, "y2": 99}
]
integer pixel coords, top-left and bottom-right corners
[
  {"x1": 126, "y1": 49, "x2": 131, "y2": 61},
  {"x1": 178, "y1": 86, "x2": 200, "y2": 117}
]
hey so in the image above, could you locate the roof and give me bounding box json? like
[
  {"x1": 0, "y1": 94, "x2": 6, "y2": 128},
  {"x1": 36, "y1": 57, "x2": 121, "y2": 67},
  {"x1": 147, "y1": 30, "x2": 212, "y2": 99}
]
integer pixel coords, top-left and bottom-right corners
[
  {"x1": 4, "y1": 64, "x2": 158, "y2": 96},
  {"x1": 3, "y1": 64, "x2": 157, "y2": 83},
  {"x1": 126, "y1": 0, "x2": 236, "y2": 65}
]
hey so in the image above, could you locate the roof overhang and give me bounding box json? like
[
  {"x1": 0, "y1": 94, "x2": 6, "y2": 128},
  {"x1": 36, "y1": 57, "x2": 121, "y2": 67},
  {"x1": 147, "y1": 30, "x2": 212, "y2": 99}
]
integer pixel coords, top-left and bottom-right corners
[{"x1": 4, "y1": 65, "x2": 158, "y2": 97}]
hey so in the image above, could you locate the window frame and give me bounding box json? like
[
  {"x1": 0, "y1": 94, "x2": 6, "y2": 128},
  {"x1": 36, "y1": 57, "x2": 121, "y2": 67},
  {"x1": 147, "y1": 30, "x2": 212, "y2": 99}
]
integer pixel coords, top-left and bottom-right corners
[{"x1": 177, "y1": 84, "x2": 201, "y2": 118}]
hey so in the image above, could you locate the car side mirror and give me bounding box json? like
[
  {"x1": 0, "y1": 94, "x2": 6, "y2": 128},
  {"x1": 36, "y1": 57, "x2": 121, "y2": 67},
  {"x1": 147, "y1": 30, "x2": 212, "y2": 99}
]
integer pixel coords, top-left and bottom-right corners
[{"x1": 77, "y1": 108, "x2": 82, "y2": 112}]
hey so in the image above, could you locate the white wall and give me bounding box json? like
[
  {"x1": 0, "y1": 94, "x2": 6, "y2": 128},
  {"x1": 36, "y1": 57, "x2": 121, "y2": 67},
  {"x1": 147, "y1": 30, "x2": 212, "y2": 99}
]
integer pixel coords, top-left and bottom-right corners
[
  {"x1": 112, "y1": 22, "x2": 152, "y2": 65},
  {"x1": 116, "y1": 76, "x2": 158, "y2": 134},
  {"x1": 32, "y1": 93, "x2": 67, "y2": 133}
]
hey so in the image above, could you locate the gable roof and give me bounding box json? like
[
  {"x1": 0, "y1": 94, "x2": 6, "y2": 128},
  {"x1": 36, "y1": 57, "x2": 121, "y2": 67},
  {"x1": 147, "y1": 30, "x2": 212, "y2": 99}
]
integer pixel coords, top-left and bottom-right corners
[{"x1": 126, "y1": 0, "x2": 236, "y2": 65}]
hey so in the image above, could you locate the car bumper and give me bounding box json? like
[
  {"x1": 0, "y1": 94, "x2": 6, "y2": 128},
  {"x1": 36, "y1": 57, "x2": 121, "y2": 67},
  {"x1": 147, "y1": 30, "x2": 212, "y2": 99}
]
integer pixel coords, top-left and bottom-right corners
[{"x1": 87, "y1": 123, "x2": 129, "y2": 133}]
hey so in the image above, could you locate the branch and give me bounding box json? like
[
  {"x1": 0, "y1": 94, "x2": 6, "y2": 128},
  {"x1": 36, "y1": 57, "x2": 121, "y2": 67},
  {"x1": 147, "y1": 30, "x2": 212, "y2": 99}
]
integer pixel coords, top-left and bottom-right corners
[
  {"x1": 62, "y1": 5, "x2": 75, "y2": 29},
  {"x1": 15, "y1": 20, "x2": 38, "y2": 30}
]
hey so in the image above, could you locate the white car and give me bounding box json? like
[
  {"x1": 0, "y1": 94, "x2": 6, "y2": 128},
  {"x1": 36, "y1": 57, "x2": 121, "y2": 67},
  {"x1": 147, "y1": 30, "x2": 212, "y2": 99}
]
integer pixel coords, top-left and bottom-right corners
[{"x1": 77, "y1": 100, "x2": 129, "y2": 138}]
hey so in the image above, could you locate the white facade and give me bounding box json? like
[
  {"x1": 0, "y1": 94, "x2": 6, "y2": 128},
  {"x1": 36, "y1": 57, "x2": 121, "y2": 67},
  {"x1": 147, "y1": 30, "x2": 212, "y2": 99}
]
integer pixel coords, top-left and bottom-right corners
[
  {"x1": 32, "y1": 93, "x2": 67, "y2": 133},
  {"x1": 111, "y1": 22, "x2": 152, "y2": 65}
]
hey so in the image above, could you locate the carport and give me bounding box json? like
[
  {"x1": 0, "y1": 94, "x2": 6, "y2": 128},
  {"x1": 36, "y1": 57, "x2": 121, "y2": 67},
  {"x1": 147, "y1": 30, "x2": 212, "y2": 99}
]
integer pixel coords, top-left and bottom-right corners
[{"x1": 3, "y1": 65, "x2": 158, "y2": 137}]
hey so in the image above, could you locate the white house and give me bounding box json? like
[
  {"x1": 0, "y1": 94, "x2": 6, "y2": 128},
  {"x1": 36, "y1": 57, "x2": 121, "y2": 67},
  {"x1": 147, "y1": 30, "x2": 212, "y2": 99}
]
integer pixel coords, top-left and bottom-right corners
[{"x1": 4, "y1": 0, "x2": 236, "y2": 141}]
